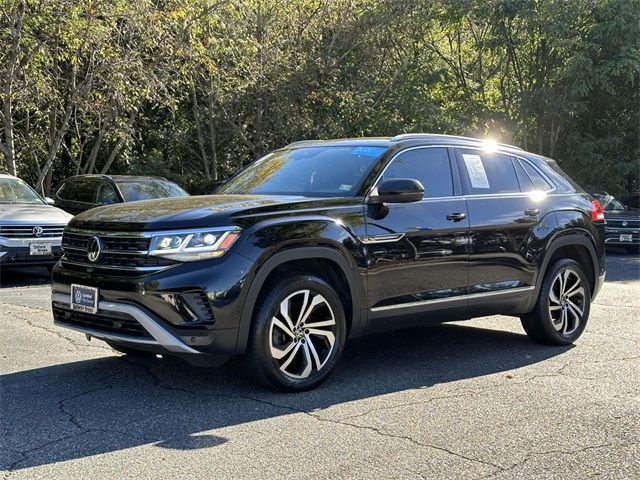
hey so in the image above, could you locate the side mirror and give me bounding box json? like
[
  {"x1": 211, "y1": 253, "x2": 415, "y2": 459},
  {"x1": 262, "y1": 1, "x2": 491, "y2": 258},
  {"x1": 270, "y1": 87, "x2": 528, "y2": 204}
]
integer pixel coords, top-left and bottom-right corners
[
  {"x1": 44, "y1": 197, "x2": 55, "y2": 205},
  {"x1": 368, "y1": 178, "x2": 424, "y2": 204}
]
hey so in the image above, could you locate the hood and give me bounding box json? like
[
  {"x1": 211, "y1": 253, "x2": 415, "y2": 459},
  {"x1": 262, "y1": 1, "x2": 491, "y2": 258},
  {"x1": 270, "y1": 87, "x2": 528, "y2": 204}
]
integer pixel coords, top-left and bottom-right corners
[
  {"x1": 68, "y1": 194, "x2": 358, "y2": 231},
  {"x1": 0, "y1": 203, "x2": 73, "y2": 225}
]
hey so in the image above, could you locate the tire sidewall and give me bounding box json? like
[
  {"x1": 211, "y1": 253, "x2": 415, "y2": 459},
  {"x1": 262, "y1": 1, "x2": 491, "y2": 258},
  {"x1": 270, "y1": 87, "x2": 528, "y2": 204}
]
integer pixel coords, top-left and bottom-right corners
[
  {"x1": 252, "y1": 275, "x2": 347, "y2": 391},
  {"x1": 537, "y1": 259, "x2": 591, "y2": 344}
]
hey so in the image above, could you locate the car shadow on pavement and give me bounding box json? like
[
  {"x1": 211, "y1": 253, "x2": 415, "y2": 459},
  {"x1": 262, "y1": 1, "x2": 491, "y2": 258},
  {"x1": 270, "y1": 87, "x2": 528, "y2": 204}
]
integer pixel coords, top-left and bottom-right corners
[
  {"x1": 0, "y1": 267, "x2": 51, "y2": 288},
  {"x1": 1, "y1": 322, "x2": 571, "y2": 472}
]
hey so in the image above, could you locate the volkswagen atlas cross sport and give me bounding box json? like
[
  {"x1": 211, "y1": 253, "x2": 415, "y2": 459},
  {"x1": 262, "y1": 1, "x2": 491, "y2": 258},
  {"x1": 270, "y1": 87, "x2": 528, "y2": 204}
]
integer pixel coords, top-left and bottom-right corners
[
  {"x1": 51, "y1": 134, "x2": 606, "y2": 391},
  {"x1": 0, "y1": 174, "x2": 72, "y2": 270}
]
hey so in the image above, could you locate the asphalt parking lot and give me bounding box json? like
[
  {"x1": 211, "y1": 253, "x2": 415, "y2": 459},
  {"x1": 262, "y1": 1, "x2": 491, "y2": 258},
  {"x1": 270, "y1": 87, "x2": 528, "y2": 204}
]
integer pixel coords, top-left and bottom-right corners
[{"x1": 1, "y1": 250, "x2": 639, "y2": 479}]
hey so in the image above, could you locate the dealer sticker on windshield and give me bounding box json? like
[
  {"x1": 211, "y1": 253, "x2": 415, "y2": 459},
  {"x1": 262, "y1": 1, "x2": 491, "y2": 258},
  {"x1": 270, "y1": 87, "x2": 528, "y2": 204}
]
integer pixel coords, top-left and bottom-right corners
[{"x1": 462, "y1": 154, "x2": 490, "y2": 189}]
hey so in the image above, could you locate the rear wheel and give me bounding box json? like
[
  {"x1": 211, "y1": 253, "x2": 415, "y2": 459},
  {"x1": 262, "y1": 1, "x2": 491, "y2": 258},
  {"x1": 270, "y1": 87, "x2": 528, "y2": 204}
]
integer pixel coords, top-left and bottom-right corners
[
  {"x1": 521, "y1": 259, "x2": 591, "y2": 345},
  {"x1": 247, "y1": 274, "x2": 346, "y2": 391}
]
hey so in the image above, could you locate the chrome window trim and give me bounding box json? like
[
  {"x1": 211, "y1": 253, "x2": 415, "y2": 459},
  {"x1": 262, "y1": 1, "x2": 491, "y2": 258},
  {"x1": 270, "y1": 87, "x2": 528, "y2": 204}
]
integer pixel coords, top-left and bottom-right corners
[
  {"x1": 370, "y1": 286, "x2": 535, "y2": 312},
  {"x1": 367, "y1": 144, "x2": 557, "y2": 201}
]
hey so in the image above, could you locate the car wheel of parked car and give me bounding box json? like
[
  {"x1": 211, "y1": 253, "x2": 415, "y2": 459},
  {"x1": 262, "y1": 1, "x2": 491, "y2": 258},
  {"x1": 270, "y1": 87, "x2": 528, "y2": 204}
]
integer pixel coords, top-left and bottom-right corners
[
  {"x1": 247, "y1": 274, "x2": 346, "y2": 391},
  {"x1": 521, "y1": 259, "x2": 591, "y2": 345}
]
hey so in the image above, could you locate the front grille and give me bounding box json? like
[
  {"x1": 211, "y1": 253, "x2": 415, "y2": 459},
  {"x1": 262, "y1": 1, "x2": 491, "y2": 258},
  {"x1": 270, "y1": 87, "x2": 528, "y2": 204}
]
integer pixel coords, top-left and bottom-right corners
[
  {"x1": 0, "y1": 225, "x2": 65, "y2": 238},
  {"x1": 61, "y1": 230, "x2": 174, "y2": 274},
  {"x1": 607, "y1": 218, "x2": 640, "y2": 229},
  {"x1": 53, "y1": 303, "x2": 152, "y2": 338}
]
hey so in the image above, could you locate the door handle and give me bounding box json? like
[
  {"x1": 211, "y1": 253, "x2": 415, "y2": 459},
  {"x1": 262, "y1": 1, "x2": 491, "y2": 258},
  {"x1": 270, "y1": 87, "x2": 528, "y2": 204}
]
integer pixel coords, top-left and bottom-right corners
[
  {"x1": 446, "y1": 212, "x2": 467, "y2": 222},
  {"x1": 524, "y1": 208, "x2": 541, "y2": 217}
]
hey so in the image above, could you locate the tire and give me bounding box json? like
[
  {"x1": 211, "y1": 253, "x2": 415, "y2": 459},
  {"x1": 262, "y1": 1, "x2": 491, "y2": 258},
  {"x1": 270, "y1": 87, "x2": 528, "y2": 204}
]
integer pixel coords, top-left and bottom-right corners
[
  {"x1": 521, "y1": 259, "x2": 591, "y2": 345},
  {"x1": 106, "y1": 342, "x2": 152, "y2": 357},
  {"x1": 247, "y1": 274, "x2": 347, "y2": 391}
]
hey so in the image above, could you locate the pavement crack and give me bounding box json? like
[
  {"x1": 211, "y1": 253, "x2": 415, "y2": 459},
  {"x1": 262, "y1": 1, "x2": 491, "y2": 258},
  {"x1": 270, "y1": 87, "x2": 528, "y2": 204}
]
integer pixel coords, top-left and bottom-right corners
[{"x1": 240, "y1": 394, "x2": 505, "y2": 473}]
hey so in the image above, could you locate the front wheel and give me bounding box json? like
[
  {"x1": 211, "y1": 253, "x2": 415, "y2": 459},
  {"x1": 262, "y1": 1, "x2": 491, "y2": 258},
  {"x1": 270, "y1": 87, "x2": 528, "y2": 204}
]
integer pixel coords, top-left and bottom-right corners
[
  {"x1": 247, "y1": 274, "x2": 346, "y2": 391},
  {"x1": 521, "y1": 259, "x2": 591, "y2": 345}
]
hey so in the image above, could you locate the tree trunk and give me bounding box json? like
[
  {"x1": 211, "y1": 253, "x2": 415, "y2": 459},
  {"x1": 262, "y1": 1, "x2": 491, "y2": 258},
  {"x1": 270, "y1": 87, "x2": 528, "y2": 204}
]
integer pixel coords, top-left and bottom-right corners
[
  {"x1": 191, "y1": 84, "x2": 211, "y2": 180},
  {"x1": 36, "y1": 101, "x2": 74, "y2": 194},
  {"x1": 100, "y1": 110, "x2": 137, "y2": 174},
  {"x1": 207, "y1": 78, "x2": 218, "y2": 180},
  {"x1": 83, "y1": 121, "x2": 109, "y2": 174},
  {"x1": 0, "y1": 2, "x2": 25, "y2": 176}
]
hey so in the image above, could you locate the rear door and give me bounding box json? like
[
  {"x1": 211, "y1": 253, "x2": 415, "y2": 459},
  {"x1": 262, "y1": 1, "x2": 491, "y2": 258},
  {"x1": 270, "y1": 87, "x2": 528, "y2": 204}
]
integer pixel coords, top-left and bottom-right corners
[
  {"x1": 454, "y1": 148, "x2": 553, "y2": 309},
  {"x1": 364, "y1": 146, "x2": 470, "y2": 323}
]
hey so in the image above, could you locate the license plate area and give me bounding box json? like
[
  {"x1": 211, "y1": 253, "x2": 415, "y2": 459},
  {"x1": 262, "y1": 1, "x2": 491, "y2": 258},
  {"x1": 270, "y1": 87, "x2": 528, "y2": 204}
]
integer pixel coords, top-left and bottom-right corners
[
  {"x1": 71, "y1": 284, "x2": 99, "y2": 314},
  {"x1": 620, "y1": 234, "x2": 633, "y2": 242},
  {"x1": 29, "y1": 242, "x2": 52, "y2": 256}
]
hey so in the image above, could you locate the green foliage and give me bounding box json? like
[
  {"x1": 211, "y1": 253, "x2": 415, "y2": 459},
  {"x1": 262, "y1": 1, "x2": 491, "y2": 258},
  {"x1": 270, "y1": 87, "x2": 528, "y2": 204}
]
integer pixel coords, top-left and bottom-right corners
[{"x1": 1, "y1": 0, "x2": 638, "y2": 196}]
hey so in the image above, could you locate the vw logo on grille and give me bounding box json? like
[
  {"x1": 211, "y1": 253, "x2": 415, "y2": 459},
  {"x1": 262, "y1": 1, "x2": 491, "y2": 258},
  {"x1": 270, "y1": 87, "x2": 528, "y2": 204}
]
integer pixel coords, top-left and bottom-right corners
[
  {"x1": 87, "y1": 236, "x2": 102, "y2": 263},
  {"x1": 622, "y1": 221, "x2": 628, "y2": 227},
  {"x1": 32, "y1": 226, "x2": 44, "y2": 237}
]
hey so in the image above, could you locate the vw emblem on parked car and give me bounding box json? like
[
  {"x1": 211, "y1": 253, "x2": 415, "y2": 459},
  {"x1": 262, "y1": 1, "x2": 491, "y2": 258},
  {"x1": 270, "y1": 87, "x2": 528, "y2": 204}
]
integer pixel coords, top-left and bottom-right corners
[
  {"x1": 622, "y1": 220, "x2": 628, "y2": 227},
  {"x1": 32, "y1": 226, "x2": 44, "y2": 237},
  {"x1": 87, "y1": 236, "x2": 102, "y2": 263}
]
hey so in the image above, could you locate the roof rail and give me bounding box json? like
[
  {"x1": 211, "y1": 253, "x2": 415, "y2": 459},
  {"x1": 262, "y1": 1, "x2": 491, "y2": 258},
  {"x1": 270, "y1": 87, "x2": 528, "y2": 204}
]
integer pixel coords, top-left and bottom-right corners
[{"x1": 390, "y1": 133, "x2": 523, "y2": 151}]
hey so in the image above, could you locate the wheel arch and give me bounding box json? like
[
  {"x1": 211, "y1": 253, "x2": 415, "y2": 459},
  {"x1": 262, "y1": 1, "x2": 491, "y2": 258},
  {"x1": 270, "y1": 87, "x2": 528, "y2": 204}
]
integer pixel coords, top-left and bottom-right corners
[
  {"x1": 528, "y1": 231, "x2": 599, "y2": 311},
  {"x1": 235, "y1": 247, "x2": 364, "y2": 354}
]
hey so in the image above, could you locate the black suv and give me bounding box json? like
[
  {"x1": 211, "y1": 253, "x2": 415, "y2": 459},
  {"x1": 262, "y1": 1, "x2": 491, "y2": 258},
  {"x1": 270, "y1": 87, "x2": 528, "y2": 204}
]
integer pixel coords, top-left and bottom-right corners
[
  {"x1": 54, "y1": 175, "x2": 188, "y2": 215},
  {"x1": 51, "y1": 135, "x2": 606, "y2": 391}
]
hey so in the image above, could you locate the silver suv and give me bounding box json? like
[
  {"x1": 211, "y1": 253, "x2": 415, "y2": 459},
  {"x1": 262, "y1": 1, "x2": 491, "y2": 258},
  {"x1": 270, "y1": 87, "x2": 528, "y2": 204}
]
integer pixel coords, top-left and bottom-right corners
[{"x1": 0, "y1": 174, "x2": 72, "y2": 270}]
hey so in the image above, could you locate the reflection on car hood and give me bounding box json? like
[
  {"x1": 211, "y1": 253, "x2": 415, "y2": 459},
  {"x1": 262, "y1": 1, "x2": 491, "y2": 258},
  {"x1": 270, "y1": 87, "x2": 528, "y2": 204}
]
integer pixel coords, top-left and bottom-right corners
[
  {"x1": 0, "y1": 204, "x2": 73, "y2": 225},
  {"x1": 68, "y1": 194, "x2": 353, "y2": 231}
]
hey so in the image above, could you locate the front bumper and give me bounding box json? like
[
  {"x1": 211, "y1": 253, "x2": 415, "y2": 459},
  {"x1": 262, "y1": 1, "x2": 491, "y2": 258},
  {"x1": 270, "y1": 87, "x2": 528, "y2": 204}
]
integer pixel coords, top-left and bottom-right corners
[
  {"x1": 51, "y1": 251, "x2": 255, "y2": 358},
  {"x1": 0, "y1": 240, "x2": 62, "y2": 266},
  {"x1": 52, "y1": 292, "x2": 231, "y2": 366},
  {"x1": 604, "y1": 228, "x2": 640, "y2": 246}
]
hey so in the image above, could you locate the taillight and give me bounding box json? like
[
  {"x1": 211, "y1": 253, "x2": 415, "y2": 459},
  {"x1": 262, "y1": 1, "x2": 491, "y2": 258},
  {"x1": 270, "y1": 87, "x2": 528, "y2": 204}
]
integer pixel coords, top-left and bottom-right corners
[{"x1": 591, "y1": 199, "x2": 605, "y2": 221}]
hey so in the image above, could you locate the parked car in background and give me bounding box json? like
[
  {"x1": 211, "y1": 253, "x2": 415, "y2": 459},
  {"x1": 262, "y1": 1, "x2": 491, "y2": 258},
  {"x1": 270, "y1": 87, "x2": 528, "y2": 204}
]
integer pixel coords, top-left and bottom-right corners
[
  {"x1": 194, "y1": 179, "x2": 227, "y2": 195},
  {"x1": 592, "y1": 192, "x2": 640, "y2": 253},
  {"x1": 53, "y1": 175, "x2": 188, "y2": 215},
  {"x1": 0, "y1": 174, "x2": 72, "y2": 270},
  {"x1": 52, "y1": 134, "x2": 605, "y2": 391},
  {"x1": 622, "y1": 191, "x2": 639, "y2": 210}
]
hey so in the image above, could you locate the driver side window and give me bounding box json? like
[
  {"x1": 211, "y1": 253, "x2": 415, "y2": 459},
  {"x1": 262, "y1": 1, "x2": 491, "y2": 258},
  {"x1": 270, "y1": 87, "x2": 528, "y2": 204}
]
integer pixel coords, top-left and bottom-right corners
[{"x1": 382, "y1": 148, "x2": 453, "y2": 198}]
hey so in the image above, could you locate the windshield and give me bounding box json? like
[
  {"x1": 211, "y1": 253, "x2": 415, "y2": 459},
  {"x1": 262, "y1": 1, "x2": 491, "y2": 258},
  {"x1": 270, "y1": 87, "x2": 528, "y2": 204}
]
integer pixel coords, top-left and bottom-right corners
[
  {"x1": 594, "y1": 193, "x2": 626, "y2": 211},
  {"x1": 116, "y1": 180, "x2": 188, "y2": 202},
  {"x1": 0, "y1": 177, "x2": 44, "y2": 204},
  {"x1": 217, "y1": 145, "x2": 388, "y2": 197}
]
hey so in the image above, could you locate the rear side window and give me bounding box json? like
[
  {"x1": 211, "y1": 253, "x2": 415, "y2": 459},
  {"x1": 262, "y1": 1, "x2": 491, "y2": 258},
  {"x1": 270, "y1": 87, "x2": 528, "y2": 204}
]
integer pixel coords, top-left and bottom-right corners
[
  {"x1": 519, "y1": 160, "x2": 553, "y2": 191},
  {"x1": 456, "y1": 149, "x2": 520, "y2": 195},
  {"x1": 381, "y1": 147, "x2": 453, "y2": 198}
]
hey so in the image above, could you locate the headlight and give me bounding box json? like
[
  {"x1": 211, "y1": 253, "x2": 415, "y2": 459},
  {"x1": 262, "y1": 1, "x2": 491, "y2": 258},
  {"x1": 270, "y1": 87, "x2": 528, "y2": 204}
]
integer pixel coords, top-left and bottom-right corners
[{"x1": 148, "y1": 228, "x2": 240, "y2": 262}]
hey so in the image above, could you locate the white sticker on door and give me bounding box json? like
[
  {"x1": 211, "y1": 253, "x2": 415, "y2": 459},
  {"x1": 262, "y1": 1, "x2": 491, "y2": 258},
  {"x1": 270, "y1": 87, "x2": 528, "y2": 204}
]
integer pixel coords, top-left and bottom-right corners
[{"x1": 462, "y1": 154, "x2": 490, "y2": 189}]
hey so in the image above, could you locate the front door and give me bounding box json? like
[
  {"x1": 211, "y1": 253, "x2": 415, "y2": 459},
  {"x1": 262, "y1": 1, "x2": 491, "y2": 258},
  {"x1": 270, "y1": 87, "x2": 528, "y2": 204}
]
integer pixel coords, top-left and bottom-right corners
[{"x1": 364, "y1": 147, "x2": 470, "y2": 323}]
